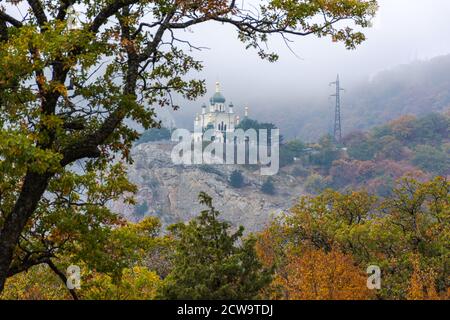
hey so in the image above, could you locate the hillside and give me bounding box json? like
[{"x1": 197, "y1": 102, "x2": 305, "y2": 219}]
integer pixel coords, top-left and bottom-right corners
[
  {"x1": 120, "y1": 111, "x2": 449, "y2": 231},
  {"x1": 347, "y1": 55, "x2": 450, "y2": 131},
  {"x1": 291, "y1": 111, "x2": 450, "y2": 195},
  {"x1": 252, "y1": 55, "x2": 450, "y2": 140},
  {"x1": 111, "y1": 142, "x2": 306, "y2": 232}
]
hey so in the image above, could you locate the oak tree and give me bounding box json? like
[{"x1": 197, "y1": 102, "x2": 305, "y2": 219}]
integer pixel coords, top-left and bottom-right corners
[
  {"x1": 257, "y1": 177, "x2": 449, "y2": 299},
  {"x1": 0, "y1": 0, "x2": 377, "y2": 292}
]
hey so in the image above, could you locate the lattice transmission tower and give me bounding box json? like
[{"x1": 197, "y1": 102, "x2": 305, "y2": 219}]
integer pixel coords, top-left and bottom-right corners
[{"x1": 330, "y1": 74, "x2": 344, "y2": 143}]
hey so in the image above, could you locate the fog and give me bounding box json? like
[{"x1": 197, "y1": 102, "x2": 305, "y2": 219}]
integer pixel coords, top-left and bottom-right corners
[
  {"x1": 6, "y1": 0, "x2": 449, "y2": 137},
  {"x1": 161, "y1": 0, "x2": 450, "y2": 133}
]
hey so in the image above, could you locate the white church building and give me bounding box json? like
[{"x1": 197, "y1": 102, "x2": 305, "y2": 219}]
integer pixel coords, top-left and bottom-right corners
[{"x1": 193, "y1": 82, "x2": 248, "y2": 143}]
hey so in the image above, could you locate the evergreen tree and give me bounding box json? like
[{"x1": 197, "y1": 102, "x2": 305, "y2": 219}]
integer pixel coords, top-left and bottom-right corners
[
  {"x1": 309, "y1": 135, "x2": 341, "y2": 171},
  {"x1": 158, "y1": 193, "x2": 272, "y2": 299},
  {"x1": 261, "y1": 178, "x2": 276, "y2": 195},
  {"x1": 136, "y1": 128, "x2": 171, "y2": 145},
  {"x1": 412, "y1": 145, "x2": 449, "y2": 175},
  {"x1": 229, "y1": 170, "x2": 244, "y2": 188},
  {"x1": 134, "y1": 201, "x2": 149, "y2": 217}
]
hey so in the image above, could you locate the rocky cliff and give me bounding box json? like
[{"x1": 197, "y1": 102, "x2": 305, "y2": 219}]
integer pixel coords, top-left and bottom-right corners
[{"x1": 112, "y1": 142, "x2": 306, "y2": 232}]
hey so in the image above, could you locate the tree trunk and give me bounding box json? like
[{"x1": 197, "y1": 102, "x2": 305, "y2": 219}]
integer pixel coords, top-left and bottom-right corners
[{"x1": 0, "y1": 171, "x2": 51, "y2": 292}]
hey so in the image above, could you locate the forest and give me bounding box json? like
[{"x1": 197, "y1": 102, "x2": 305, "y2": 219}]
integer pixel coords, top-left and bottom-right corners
[
  {"x1": 0, "y1": 0, "x2": 448, "y2": 303},
  {"x1": 1, "y1": 177, "x2": 448, "y2": 300},
  {"x1": 294, "y1": 111, "x2": 450, "y2": 196}
]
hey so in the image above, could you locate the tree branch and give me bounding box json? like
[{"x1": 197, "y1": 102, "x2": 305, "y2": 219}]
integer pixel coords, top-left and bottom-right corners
[
  {"x1": 47, "y1": 259, "x2": 79, "y2": 300},
  {"x1": 0, "y1": 19, "x2": 7, "y2": 41},
  {"x1": 7, "y1": 252, "x2": 53, "y2": 277},
  {"x1": 90, "y1": 0, "x2": 139, "y2": 33},
  {"x1": 0, "y1": 10, "x2": 23, "y2": 28},
  {"x1": 56, "y1": 0, "x2": 76, "y2": 21},
  {"x1": 27, "y1": 0, "x2": 48, "y2": 27}
]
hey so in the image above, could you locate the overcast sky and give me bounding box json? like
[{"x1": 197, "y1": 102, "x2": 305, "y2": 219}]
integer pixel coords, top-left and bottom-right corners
[{"x1": 164, "y1": 0, "x2": 450, "y2": 127}]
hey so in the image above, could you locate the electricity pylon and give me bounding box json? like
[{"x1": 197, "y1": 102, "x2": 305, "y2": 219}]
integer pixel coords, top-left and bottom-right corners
[{"x1": 330, "y1": 74, "x2": 344, "y2": 143}]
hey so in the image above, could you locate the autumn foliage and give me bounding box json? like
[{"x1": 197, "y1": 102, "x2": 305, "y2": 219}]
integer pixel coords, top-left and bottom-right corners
[
  {"x1": 257, "y1": 177, "x2": 449, "y2": 300},
  {"x1": 276, "y1": 248, "x2": 371, "y2": 300},
  {"x1": 0, "y1": 177, "x2": 448, "y2": 300}
]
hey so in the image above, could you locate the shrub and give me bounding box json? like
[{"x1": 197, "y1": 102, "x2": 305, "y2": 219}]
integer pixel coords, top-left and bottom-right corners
[
  {"x1": 261, "y1": 178, "x2": 276, "y2": 195},
  {"x1": 134, "y1": 201, "x2": 149, "y2": 216},
  {"x1": 304, "y1": 174, "x2": 329, "y2": 194},
  {"x1": 229, "y1": 170, "x2": 244, "y2": 188}
]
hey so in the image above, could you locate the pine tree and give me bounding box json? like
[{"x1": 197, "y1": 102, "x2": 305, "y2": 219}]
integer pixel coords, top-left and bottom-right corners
[
  {"x1": 261, "y1": 178, "x2": 276, "y2": 195},
  {"x1": 133, "y1": 201, "x2": 149, "y2": 216},
  {"x1": 158, "y1": 193, "x2": 272, "y2": 299},
  {"x1": 229, "y1": 170, "x2": 244, "y2": 188}
]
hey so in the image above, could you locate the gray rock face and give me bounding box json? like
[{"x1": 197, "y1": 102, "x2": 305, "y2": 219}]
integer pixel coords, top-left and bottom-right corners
[{"x1": 112, "y1": 142, "x2": 305, "y2": 232}]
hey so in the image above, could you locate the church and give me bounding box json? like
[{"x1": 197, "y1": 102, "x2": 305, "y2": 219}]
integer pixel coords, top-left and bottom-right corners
[{"x1": 193, "y1": 82, "x2": 248, "y2": 143}]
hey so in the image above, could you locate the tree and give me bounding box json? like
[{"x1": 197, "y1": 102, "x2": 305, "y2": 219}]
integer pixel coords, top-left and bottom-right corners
[
  {"x1": 261, "y1": 178, "x2": 276, "y2": 195},
  {"x1": 412, "y1": 145, "x2": 449, "y2": 175},
  {"x1": 329, "y1": 159, "x2": 361, "y2": 187},
  {"x1": 1, "y1": 264, "x2": 163, "y2": 300},
  {"x1": 304, "y1": 173, "x2": 329, "y2": 194},
  {"x1": 134, "y1": 201, "x2": 149, "y2": 217},
  {"x1": 158, "y1": 192, "x2": 272, "y2": 299},
  {"x1": 82, "y1": 266, "x2": 162, "y2": 300},
  {"x1": 309, "y1": 135, "x2": 341, "y2": 171},
  {"x1": 280, "y1": 140, "x2": 305, "y2": 167},
  {"x1": 229, "y1": 170, "x2": 244, "y2": 188},
  {"x1": 344, "y1": 131, "x2": 379, "y2": 161},
  {"x1": 258, "y1": 177, "x2": 449, "y2": 300},
  {"x1": 135, "y1": 128, "x2": 171, "y2": 145},
  {"x1": 0, "y1": 264, "x2": 71, "y2": 300},
  {"x1": 1, "y1": 216, "x2": 168, "y2": 300},
  {"x1": 377, "y1": 136, "x2": 407, "y2": 161},
  {"x1": 0, "y1": 0, "x2": 378, "y2": 292},
  {"x1": 235, "y1": 118, "x2": 262, "y2": 131},
  {"x1": 414, "y1": 113, "x2": 449, "y2": 145},
  {"x1": 236, "y1": 117, "x2": 279, "y2": 150},
  {"x1": 390, "y1": 115, "x2": 418, "y2": 143},
  {"x1": 407, "y1": 255, "x2": 441, "y2": 300},
  {"x1": 277, "y1": 247, "x2": 371, "y2": 300}
]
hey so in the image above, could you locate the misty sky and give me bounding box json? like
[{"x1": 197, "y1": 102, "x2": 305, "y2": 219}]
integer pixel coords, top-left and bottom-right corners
[
  {"x1": 8, "y1": 0, "x2": 448, "y2": 129},
  {"x1": 164, "y1": 0, "x2": 450, "y2": 127}
]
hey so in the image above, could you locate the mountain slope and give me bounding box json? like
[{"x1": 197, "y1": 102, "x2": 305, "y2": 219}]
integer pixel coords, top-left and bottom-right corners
[
  {"x1": 255, "y1": 54, "x2": 450, "y2": 140},
  {"x1": 112, "y1": 142, "x2": 305, "y2": 232}
]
